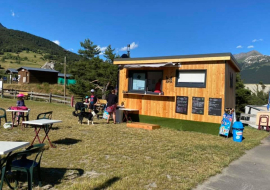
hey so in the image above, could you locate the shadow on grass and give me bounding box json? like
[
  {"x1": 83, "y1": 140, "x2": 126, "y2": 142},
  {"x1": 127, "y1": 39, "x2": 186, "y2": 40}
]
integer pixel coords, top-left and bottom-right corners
[
  {"x1": 52, "y1": 138, "x2": 82, "y2": 145},
  {"x1": 92, "y1": 177, "x2": 121, "y2": 190},
  {"x1": 11, "y1": 168, "x2": 84, "y2": 188},
  {"x1": 51, "y1": 127, "x2": 60, "y2": 130}
]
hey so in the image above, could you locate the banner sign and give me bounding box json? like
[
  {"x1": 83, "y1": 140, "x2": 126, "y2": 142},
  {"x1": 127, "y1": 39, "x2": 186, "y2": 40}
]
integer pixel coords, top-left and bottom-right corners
[{"x1": 219, "y1": 113, "x2": 233, "y2": 137}]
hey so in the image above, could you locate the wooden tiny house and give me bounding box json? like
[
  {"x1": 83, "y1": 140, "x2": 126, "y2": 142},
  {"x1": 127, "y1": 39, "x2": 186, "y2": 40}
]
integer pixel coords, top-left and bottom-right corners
[
  {"x1": 17, "y1": 67, "x2": 59, "y2": 84},
  {"x1": 114, "y1": 53, "x2": 240, "y2": 124}
]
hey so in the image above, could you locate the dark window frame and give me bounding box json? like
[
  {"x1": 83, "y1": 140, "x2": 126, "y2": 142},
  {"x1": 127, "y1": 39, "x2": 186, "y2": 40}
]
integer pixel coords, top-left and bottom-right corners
[
  {"x1": 128, "y1": 70, "x2": 163, "y2": 93},
  {"x1": 230, "y1": 72, "x2": 233, "y2": 88},
  {"x1": 175, "y1": 69, "x2": 207, "y2": 88}
]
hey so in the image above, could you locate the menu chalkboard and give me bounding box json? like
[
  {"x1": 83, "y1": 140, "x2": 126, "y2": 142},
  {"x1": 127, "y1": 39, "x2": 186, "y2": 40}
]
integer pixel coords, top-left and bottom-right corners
[
  {"x1": 176, "y1": 96, "x2": 188, "y2": 114},
  {"x1": 208, "y1": 98, "x2": 222, "y2": 116},
  {"x1": 192, "y1": 97, "x2": 204, "y2": 115}
]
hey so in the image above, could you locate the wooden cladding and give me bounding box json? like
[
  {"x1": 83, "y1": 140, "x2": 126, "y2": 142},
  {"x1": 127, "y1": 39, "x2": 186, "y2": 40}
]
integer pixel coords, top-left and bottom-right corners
[{"x1": 118, "y1": 61, "x2": 236, "y2": 124}]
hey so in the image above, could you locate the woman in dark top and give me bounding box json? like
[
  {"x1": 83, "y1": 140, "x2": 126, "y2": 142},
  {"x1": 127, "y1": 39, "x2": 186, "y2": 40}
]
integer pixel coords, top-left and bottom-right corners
[{"x1": 106, "y1": 89, "x2": 118, "y2": 124}]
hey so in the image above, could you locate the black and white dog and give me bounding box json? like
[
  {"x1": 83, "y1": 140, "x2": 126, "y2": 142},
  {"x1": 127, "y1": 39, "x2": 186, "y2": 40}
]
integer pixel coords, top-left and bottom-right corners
[{"x1": 72, "y1": 102, "x2": 99, "y2": 125}]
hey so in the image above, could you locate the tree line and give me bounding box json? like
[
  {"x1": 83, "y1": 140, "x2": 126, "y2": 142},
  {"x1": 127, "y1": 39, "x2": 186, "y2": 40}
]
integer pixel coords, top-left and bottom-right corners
[
  {"x1": 68, "y1": 39, "x2": 119, "y2": 99},
  {"x1": 236, "y1": 74, "x2": 269, "y2": 114}
]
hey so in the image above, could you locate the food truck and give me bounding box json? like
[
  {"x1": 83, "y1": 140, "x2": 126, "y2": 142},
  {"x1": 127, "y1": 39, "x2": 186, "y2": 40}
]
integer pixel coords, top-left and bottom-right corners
[{"x1": 114, "y1": 53, "x2": 240, "y2": 124}]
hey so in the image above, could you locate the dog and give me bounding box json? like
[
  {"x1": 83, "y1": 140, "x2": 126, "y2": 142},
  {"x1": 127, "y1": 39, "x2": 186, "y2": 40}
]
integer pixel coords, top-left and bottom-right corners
[{"x1": 72, "y1": 102, "x2": 99, "y2": 125}]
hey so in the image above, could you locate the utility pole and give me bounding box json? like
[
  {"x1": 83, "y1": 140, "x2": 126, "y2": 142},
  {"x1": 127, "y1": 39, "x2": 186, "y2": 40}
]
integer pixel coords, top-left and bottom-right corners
[
  {"x1": 64, "y1": 56, "x2": 66, "y2": 104},
  {"x1": 127, "y1": 44, "x2": 130, "y2": 58}
]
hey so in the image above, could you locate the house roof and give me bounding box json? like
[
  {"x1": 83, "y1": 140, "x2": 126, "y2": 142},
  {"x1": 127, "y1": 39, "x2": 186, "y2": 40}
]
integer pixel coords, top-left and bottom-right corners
[
  {"x1": 58, "y1": 73, "x2": 72, "y2": 78},
  {"x1": 17, "y1": 67, "x2": 59, "y2": 73},
  {"x1": 114, "y1": 53, "x2": 240, "y2": 72},
  {"x1": 5, "y1": 68, "x2": 18, "y2": 74}
]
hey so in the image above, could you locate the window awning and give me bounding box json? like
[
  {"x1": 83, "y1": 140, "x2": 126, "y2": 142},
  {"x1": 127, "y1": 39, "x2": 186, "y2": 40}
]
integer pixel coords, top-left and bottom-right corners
[{"x1": 123, "y1": 62, "x2": 181, "y2": 68}]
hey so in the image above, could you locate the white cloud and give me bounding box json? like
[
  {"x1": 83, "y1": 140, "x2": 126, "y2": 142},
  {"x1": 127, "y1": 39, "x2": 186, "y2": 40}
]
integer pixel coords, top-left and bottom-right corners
[
  {"x1": 97, "y1": 45, "x2": 107, "y2": 55},
  {"x1": 11, "y1": 10, "x2": 15, "y2": 17},
  {"x1": 120, "y1": 42, "x2": 139, "y2": 51},
  {"x1": 247, "y1": 45, "x2": 254, "y2": 48},
  {"x1": 252, "y1": 39, "x2": 263, "y2": 42},
  {"x1": 68, "y1": 48, "x2": 74, "y2": 52},
  {"x1": 236, "y1": 45, "x2": 243, "y2": 48},
  {"x1": 53, "y1": 40, "x2": 60, "y2": 45}
]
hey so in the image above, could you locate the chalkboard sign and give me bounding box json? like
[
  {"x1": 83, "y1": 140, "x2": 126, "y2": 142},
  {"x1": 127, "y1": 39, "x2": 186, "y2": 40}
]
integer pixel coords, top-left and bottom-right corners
[
  {"x1": 208, "y1": 98, "x2": 222, "y2": 116},
  {"x1": 176, "y1": 96, "x2": 188, "y2": 114},
  {"x1": 192, "y1": 97, "x2": 204, "y2": 115}
]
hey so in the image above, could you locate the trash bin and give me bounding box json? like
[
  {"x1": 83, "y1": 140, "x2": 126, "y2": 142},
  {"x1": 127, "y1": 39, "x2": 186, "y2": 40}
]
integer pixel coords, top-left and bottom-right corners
[{"x1": 232, "y1": 121, "x2": 244, "y2": 142}]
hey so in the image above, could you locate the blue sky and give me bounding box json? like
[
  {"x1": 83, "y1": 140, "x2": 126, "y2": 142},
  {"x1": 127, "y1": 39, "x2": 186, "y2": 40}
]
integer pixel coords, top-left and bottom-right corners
[{"x1": 0, "y1": 0, "x2": 270, "y2": 57}]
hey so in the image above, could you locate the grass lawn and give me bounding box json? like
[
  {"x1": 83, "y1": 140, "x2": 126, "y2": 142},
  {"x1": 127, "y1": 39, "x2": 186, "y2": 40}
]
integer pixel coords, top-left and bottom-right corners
[
  {"x1": 0, "y1": 51, "x2": 45, "y2": 70},
  {"x1": 0, "y1": 98, "x2": 269, "y2": 190}
]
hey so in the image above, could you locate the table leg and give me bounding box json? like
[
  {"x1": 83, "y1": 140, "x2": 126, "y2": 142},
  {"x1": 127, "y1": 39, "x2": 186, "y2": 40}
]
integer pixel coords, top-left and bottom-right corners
[
  {"x1": 21, "y1": 112, "x2": 25, "y2": 130},
  {"x1": 41, "y1": 124, "x2": 55, "y2": 148},
  {"x1": 122, "y1": 111, "x2": 127, "y2": 122},
  {"x1": 11, "y1": 112, "x2": 15, "y2": 129},
  {"x1": 31, "y1": 126, "x2": 42, "y2": 145}
]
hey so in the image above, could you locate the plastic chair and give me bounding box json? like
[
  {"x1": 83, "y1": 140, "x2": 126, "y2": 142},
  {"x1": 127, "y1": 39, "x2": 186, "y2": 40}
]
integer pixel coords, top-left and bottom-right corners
[
  {"x1": 0, "y1": 144, "x2": 45, "y2": 190},
  {"x1": 36, "y1": 111, "x2": 52, "y2": 120},
  {"x1": 18, "y1": 109, "x2": 31, "y2": 127},
  {"x1": 0, "y1": 108, "x2": 7, "y2": 126}
]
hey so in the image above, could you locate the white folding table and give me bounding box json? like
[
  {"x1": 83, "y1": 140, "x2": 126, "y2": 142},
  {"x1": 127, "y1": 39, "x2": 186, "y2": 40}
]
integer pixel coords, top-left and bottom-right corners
[
  {"x1": 22, "y1": 119, "x2": 62, "y2": 148},
  {"x1": 6, "y1": 109, "x2": 30, "y2": 129},
  {"x1": 0, "y1": 141, "x2": 30, "y2": 155}
]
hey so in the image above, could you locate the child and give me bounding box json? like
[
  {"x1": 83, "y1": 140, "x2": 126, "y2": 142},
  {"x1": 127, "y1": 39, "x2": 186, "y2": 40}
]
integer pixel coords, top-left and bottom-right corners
[
  {"x1": 16, "y1": 94, "x2": 26, "y2": 125},
  {"x1": 17, "y1": 94, "x2": 25, "y2": 106},
  {"x1": 85, "y1": 96, "x2": 89, "y2": 103}
]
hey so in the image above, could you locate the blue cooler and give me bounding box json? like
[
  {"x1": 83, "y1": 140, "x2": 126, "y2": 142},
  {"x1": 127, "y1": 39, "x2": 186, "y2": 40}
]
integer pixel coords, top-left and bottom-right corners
[{"x1": 232, "y1": 121, "x2": 244, "y2": 142}]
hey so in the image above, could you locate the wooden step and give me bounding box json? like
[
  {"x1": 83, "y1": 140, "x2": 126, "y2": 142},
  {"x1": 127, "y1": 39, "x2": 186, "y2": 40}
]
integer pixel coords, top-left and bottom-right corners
[{"x1": 127, "y1": 122, "x2": 160, "y2": 130}]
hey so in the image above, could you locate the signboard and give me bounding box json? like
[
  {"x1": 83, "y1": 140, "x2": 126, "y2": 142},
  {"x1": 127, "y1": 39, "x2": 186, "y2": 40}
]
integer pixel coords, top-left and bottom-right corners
[
  {"x1": 176, "y1": 96, "x2": 188, "y2": 114},
  {"x1": 219, "y1": 113, "x2": 233, "y2": 137},
  {"x1": 192, "y1": 97, "x2": 204, "y2": 115},
  {"x1": 208, "y1": 98, "x2": 222, "y2": 116}
]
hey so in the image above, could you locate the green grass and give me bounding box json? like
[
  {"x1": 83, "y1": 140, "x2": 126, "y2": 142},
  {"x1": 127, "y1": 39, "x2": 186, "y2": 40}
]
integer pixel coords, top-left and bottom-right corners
[
  {"x1": 0, "y1": 98, "x2": 269, "y2": 190},
  {"x1": 0, "y1": 51, "x2": 45, "y2": 70},
  {"x1": 133, "y1": 115, "x2": 220, "y2": 135}
]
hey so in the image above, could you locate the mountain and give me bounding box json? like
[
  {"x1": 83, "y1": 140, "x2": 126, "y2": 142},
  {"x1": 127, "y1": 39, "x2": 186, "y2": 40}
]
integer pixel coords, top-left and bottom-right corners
[
  {"x1": 0, "y1": 23, "x2": 6, "y2": 29},
  {"x1": 0, "y1": 23, "x2": 81, "y2": 72},
  {"x1": 234, "y1": 50, "x2": 270, "y2": 84}
]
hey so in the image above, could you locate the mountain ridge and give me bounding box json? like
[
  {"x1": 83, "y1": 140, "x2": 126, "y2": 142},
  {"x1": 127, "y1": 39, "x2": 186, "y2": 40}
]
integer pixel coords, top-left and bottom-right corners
[
  {"x1": 0, "y1": 23, "x2": 6, "y2": 29},
  {"x1": 234, "y1": 50, "x2": 270, "y2": 84},
  {"x1": 0, "y1": 24, "x2": 81, "y2": 66}
]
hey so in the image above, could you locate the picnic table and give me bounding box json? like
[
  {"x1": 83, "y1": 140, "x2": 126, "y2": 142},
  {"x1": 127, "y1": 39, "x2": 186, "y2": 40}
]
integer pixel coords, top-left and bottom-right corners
[
  {"x1": 22, "y1": 119, "x2": 62, "y2": 148},
  {"x1": 6, "y1": 109, "x2": 30, "y2": 129}
]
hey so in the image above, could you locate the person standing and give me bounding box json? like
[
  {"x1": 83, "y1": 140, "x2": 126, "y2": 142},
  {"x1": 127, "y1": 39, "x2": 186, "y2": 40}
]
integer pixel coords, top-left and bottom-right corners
[
  {"x1": 106, "y1": 89, "x2": 118, "y2": 124},
  {"x1": 88, "y1": 89, "x2": 99, "y2": 115}
]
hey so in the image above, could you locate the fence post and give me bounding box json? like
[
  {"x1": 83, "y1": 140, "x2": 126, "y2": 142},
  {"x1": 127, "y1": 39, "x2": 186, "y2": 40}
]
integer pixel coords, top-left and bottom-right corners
[
  {"x1": 71, "y1": 96, "x2": 74, "y2": 107},
  {"x1": 49, "y1": 93, "x2": 52, "y2": 103}
]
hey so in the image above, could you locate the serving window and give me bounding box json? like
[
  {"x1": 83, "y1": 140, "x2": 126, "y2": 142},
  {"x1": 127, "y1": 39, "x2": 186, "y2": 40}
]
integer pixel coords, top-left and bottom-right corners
[
  {"x1": 175, "y1": 70, "x2": 207, "y2": 88},
  {"x1": 128, "y1": 70, "x2": 163, "y2": 94}
]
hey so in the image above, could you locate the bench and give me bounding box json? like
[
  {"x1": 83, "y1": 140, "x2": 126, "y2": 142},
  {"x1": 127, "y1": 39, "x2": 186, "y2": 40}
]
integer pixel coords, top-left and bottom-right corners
[
  {"x1": 19, "y1": 92, "x2": 29, "y2": 100},
  {"x1": 127, "y1": 122, "x2": 160, "y2": 130}
]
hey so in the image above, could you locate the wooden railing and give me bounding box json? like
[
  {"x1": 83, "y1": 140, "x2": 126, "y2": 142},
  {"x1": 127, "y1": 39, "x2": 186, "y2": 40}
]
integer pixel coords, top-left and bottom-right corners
[{"x1": 0, "y1": 88, "x2": 74, "y2": 107}]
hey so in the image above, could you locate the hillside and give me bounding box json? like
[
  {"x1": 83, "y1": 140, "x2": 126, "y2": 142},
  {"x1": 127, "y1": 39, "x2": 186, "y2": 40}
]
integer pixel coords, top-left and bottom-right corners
[
  {"x1": 234, "y1": 50, "x2": 270, "y2": 84},
  {"x1": 0, "y1": 23, "x2": 81, "y2": 72}
]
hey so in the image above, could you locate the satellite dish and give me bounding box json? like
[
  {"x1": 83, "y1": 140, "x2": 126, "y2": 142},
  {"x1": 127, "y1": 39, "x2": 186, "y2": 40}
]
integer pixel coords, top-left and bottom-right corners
[{"x1": 121, "y1": 54, "x2": 129, "y2": 58}]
